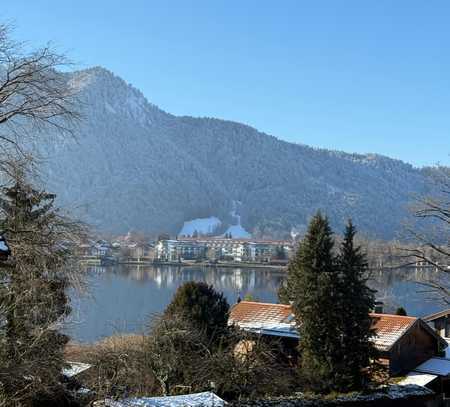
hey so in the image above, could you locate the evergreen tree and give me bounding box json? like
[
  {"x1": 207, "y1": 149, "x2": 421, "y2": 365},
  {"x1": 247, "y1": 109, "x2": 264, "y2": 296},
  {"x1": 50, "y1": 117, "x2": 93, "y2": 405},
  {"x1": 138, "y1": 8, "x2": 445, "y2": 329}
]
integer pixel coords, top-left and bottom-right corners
[
  {"x1": 164, "y1": 281, "x2": 229, "y2": 341},
  {"x1": 279, "y1": 212, "x2": 339, "y2": 392},
  {"x1": 0, "y1": 167, "x2": 82, "y2": 404},
  {"x1": 335, "y1": 220, "x2": 376, "y2": 391},
  {"x1": 279, "y1": 214, "x2": 375, "y2": 393},
  {"x1": 275, "y1": 245, "x2": 286, "y2": 260},
  {"x1": 396, "y1": 307, "x2": 407, "y2": 316}
]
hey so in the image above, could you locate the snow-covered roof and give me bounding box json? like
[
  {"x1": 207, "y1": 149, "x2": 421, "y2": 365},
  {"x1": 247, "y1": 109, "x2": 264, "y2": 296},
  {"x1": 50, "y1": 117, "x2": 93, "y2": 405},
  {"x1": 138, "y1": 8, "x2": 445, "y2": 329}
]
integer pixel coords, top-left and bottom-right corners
[
  {"x1": 62, "y1": 361, "x2": 92, "y2": 378},
  {"x1": 414, "y1": 357, "x2": 450, "y2": 376},
  {"x1": 100, "y1": 392, "x2": 225, "y2": 406},
  {"x1": 399, "y1": 371, "x2": 438, "y2": 387}
]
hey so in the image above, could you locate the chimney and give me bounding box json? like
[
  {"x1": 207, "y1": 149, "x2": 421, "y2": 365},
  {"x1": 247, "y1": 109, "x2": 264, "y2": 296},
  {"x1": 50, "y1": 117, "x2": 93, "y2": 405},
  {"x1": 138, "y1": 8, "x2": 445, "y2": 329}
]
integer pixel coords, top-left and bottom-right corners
[{"x1": 373, "y1": 301, "x2": 384, "y2": 314}]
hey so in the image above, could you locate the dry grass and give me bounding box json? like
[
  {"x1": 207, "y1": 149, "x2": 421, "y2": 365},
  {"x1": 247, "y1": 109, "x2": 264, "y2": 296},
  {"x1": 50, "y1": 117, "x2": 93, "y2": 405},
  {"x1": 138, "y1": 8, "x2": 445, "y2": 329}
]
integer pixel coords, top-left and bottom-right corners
[
  {"x1": 64, "y1": 334, "x2": 157, "y2": 401},
  {"x1": 65, "y1": 334, "x2": 146, "y2": 362}
]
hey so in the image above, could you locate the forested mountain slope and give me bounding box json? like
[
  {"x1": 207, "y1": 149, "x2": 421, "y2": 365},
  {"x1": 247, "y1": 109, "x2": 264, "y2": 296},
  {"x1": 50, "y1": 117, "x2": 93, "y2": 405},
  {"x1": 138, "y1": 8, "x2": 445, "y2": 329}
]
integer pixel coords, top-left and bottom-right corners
[{"x1": 37, "y1": 67, "x2": 433, "y2": 239}]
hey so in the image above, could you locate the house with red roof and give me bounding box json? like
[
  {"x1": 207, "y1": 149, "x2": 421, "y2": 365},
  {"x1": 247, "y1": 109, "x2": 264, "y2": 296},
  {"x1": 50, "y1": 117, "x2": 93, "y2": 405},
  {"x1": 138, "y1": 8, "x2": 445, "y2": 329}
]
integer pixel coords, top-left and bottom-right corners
[
  {"x1": 229, "y1": 301, "x2": 447, "y2": 376},
  {"x1": 371, "y1": 313, "x2": 447, "y2": 374}
]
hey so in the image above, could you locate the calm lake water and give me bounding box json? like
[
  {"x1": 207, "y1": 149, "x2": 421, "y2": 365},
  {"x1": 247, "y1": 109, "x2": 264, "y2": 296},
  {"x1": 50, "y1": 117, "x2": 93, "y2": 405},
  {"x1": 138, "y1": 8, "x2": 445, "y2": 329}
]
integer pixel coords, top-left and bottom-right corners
[{"x1": 67, "y1": 265, "x2": 449, "y2": 343}]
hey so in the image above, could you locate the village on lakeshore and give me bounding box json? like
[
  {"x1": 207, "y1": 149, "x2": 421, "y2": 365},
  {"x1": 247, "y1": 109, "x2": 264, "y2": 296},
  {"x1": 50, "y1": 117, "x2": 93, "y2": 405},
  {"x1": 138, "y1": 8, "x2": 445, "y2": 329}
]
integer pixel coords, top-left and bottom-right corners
[
  {"x1": 78, "y1": 232, "x2": 295, "y2": 267},
  {"x1": 78, "y1": 232, "x2": 450, "y2": 273}
]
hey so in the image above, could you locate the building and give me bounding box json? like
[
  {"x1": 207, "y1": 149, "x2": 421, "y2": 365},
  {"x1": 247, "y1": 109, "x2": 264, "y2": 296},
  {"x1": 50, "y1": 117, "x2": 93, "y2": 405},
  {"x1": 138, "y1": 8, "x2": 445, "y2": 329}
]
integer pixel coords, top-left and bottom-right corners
[
  {"x1": 153, "y1": 237, "x2": 294, "y2": 264},
  {"x1": 371, "y1": 313, "x2": 447, "y2": 375},
  {"x1": 228, "y1": 301, "x2": 297, "y2": 339},
  {"x1": 424, "y1": 309, "x2": 450, "y2": 340},
  {"x1": 229, "y1": 301, "x2": 447, "y2": 376},
  {"x1": 177, "y1": 237, "x2": 293, "y2": 263},
  {"x1": 123, "y1": 242, "x2": 155, "y2": 262},
  {"x1": 228, "y1": 300, "x2": 299, "y2": 362},
  {"x1": 244, "y1": 242, "x2": 275, "y2": 262},
  {"x1": 93, "y1": 240, "x2": 112, "y2": 257},
  {"x1": 176, "y1": 240, "x2": 207, "y2": 260},
  {"x1": 155, "y1": 239, "x2": 178, "y2": 262},
  {"x1": 400, "y1": 357, "x2": 450, "y2": 398}
]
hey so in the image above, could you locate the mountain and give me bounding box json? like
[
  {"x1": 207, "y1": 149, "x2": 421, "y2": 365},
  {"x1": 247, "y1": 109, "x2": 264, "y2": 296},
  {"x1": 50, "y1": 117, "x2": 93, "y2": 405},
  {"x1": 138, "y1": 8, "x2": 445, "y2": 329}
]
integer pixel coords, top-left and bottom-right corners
[{"x1": 36, "y1": 67, "x2": 433, "y2": 239}]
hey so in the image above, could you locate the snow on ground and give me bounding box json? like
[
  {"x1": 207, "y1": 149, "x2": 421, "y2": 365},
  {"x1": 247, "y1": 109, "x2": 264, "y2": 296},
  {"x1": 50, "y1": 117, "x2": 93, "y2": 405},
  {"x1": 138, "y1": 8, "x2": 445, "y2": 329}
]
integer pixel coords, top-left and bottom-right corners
[
  {"x1": 62, "y1": 361, "x2": 92, "y2": 378},
  {"x1": 179, "y1": 217, "x2": 222, "y2": 236},
  {"x1": 0, "y1": 240, "x2": 8, "y2": 252},
  {"x1": 224, "y1": 224, "x2": 251, "y2": 238},
  {"x1": 103, "y1": 392, "x2": 225, "y2": 406},
  {"x1": 224, "y1": 200, "x2": 251, "y2": 238}
]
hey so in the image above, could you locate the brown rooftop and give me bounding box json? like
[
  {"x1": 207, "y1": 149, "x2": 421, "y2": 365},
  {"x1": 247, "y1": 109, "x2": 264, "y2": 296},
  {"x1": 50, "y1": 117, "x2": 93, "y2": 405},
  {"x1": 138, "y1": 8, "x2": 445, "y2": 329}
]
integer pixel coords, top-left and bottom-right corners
[
  {"x1": 229, "y1": 301, "x2": 445, "y2": 351},
  {"x1": 369, "y1": 313, "x2": 417, "y2": 351},
  {"x1": 229, "y1": 301, "x2": 293, "y2": 326}
]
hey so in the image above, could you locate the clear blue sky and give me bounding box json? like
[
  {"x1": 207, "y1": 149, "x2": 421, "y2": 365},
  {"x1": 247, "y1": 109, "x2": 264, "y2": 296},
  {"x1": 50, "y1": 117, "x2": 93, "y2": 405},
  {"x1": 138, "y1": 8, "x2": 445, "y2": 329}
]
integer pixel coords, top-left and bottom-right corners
[{"x1": 2, "y1": 1, "x2": 449, "y2": 166}]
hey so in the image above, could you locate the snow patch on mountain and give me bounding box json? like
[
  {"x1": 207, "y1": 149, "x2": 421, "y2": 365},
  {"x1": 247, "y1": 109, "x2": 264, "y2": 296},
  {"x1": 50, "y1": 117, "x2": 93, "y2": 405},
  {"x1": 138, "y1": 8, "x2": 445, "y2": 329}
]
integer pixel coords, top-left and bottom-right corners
[
  {"x1": 223, "y1": 224, "x2": 251, "y2": 238},
  {"x1": 179, "y1": 217, "x2": 222, "y2": 236},
  {"x1": 223, "y1": 201, "x2": 251, "y2": 237}
]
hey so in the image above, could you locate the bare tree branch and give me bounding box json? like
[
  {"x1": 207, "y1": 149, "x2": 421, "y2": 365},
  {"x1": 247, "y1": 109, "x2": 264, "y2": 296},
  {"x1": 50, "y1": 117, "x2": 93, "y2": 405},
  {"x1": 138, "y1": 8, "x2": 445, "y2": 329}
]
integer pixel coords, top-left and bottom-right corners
[
  {"x1": 399, "y1": 166, "x2": 450, "y2": 302},
  {"x1": 0, "y1": 23, "x2": 80, "y2": 159}
]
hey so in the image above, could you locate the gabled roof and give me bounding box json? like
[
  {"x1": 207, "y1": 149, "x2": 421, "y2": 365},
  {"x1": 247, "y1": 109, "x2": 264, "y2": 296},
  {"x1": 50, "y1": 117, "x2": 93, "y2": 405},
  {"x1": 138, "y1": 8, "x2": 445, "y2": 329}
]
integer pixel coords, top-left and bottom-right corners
[
  {"x1": 229, "y1": 302, "x2": 447, "y2": 351},
  {"x1": 229, "y1": 301, "x2": 293, "y2": 325},
  {"x1": 423, "y1": 309, "x2": 450, "y2": 322},
  {"x1": 370, "y1": 314, "x2": 447, "y2": 352},
  {"x1": 229, "y1": 301, "x2": 298, "y2": 338},
  {"x1": 369, "y1": 313, "x2": 417, "y2": 352}
]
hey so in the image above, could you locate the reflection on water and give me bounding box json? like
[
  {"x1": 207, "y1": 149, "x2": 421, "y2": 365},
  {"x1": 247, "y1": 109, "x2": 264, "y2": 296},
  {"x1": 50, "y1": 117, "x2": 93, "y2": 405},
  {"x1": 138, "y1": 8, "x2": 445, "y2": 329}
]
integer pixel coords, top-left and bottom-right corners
[
  {"x1": 367, "y1": 267, "x2": 449, "y2": 317},
  {"x1": 67, "y1": 265, "x2": 449, "y2": 343}
]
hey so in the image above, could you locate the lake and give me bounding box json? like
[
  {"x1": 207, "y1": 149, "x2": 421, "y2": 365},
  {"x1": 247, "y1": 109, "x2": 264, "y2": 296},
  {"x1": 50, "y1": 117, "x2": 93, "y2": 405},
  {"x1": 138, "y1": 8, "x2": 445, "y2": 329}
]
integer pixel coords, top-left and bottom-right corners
[{"x1": 67, "y1": 264, "x2": 449, "y2": 343}]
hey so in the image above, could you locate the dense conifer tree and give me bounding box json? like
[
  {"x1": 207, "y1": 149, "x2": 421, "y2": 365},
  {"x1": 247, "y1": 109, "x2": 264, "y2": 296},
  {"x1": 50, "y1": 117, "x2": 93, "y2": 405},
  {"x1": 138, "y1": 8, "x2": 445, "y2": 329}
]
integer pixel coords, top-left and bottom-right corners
[
  {"x1": 165, "y1": 281, "x2": 229, "y2": 340},
  {"x1": 0, "y1": 168, "x2": 82, "y2": 405},
  {"x1": 395, "y1": 307, "x2": 407, "y2": 316},
  {"x1": 335, "y1": 220, "x2": 376, "y2": 391},
  {"x1": 279, "y1": 214, "x2": 376, "y2": 393},
  {"x1": 279, "y1": 212, "x2": 339, "y2": 392}
]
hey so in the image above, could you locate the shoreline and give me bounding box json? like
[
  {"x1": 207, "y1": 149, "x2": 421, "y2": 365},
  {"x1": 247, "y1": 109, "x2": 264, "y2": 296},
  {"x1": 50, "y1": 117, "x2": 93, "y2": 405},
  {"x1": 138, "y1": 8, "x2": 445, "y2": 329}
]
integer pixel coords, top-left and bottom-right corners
[
  {"x1": 80, "y1": 259, "x2": 445, "y2": 272},
  {"x1": 126, "y1": 260, "x2": 288, "y2": 270}
]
